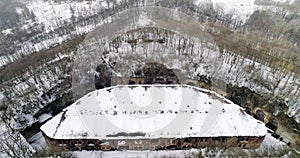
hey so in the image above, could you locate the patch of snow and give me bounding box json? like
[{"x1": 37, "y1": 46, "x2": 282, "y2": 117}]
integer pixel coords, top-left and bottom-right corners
[
  {"x1": 241, "y1": 133, "x2": 288, "y2": 157},
  {"x1": 258, "y1": 133, "x2": 286, "y2": 150},
  {"x1": 136, "y1": 11, "x2": 155, "y2": 27},
  {"x1": 38, "y1": 113, "x2": 53, "y2": 123},
  {"x1": 14, "y1": 82, "x2": 30, "y2": 94},
  {"x1": 194, "y1": 0, "x2": 260, "y2": 22},
  {"x1": 47, "y1": 54, "x2": 70, "y2": 64},
  {"x1": 0, "y1": 56, "x2": 10, "y2": 67},
  {"x1": 31, "y1": 35, "x2": 70, "y2": 52},
  {"x1": 75, "y1": 25, "x2": 95, "y2": 35},
  {"x1": 272, "y1": 0, "x2": 295, "y2": 4},
  {"x1": 16, "y1": 7, "x2": 23, "y2": 14},
  {"x1": 26, "y1": 0, "x2": 108, "y2": 33},
  {"x1": 0, "y1": 92, "x2": 4, "y2": 102},
  {"x1": 14, "y1": 113, "x2": 36, "y2": 127},
  {"x1": 1, "y1": 29, "x2": 13, "y2": 35},
  {"x1": 72, "y1": 149, "x2": 200, "y2": 158},
  {"x1": 27, "y1": 132, "x2": 47, "y2": 152}
]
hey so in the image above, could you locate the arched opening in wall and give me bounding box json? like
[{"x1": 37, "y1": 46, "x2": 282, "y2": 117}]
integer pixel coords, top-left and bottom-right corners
[
  {"x1": 118, "y1": 145, "x2": 129, "y2": 150},
  {"x1": 266, "y1": 119, "x2": 278, "y2": 132},
  {"x1": 186, "y1": 82, "x2": 196, "y2": 86},
  {"x1": 76, "y1": 147, "x2": 82, "y2": 151},
  {"x1": 95, "y1": 64, "x2": 112, "y2": 89},
  {"x1": 86, "y1": 140, "x2": 96, "y2": 150},
  {"x1": 151, "y1": 139, "x2": 158, "y2": 144},
  {"x1": 254, "y1": 110, "x2": 265, "y2": 122},
  {"x1": 100, "y1": 144, "x2": 113, "y2": 151},
  {"x1": 67, "y1": 140, "x2": 75, "y2": 150},
  {"x1": 245, "y1": 106, "x2": 252, "y2": 115},
  {"x1": 165, "y1": 144, "x2": 177, "y2": 150}
]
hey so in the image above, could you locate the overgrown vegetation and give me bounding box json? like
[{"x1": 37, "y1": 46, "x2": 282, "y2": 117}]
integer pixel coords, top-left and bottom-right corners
[
  {"x1": 208, "y1": 24, "x2": 300, "y2": 75},
  {"x1": 0, "y1": 108, "x2": 33, "y2": 157},
  {"x1": 194, "y1": 74, "x2": 300, "y2": 150},
  {"x1": 31, "y1": 145, "x2": 72, "y2": 158}
]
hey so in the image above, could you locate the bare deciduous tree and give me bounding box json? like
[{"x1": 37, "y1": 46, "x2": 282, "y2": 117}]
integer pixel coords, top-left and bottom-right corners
[{"x1": 0, "y1": 109, "x2": 33, "y2": 157}]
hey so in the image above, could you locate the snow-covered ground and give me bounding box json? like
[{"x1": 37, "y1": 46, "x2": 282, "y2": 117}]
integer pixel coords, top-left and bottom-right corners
[
  {"x1": 1, "y1": 28, "x2": 13, "y2": 35},
  {"x1": 26, "y1": 0, "x2": 109, "y2": 33},
  {"x1": 258, "y1": 133, "x2": 286, "y2": 151},
  {"x1": 25, "y1": 0, "x2": 295, "y2": 34},
  {"x1": 194, "y1": 0, "x2": 259, "y2": 22},
  {"x1": 38, "y1": 113, "x2": 53, "y2": 123},
  {"x1": 27, "y1": 132, "x2": 47, "y2": 152},
  {"x1": 271, "y1": 0, "x2": 295, "y2": 4},
  {"x1": 72, "y1": 149, "x2": 200, "y2": 158}
]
